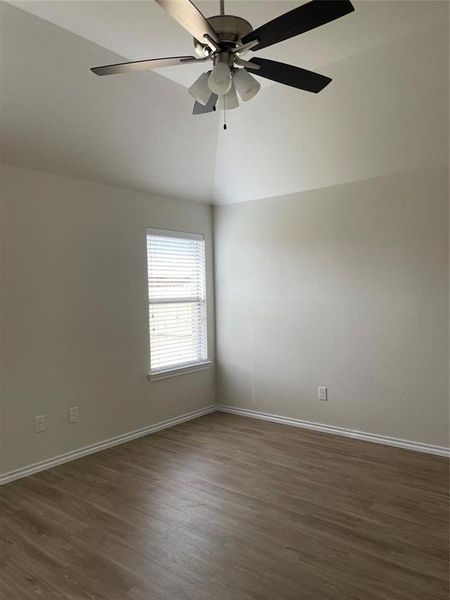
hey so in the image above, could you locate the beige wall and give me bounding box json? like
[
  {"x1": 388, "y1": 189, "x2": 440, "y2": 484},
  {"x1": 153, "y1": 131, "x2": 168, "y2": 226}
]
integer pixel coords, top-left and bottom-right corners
[
  {"x1": 214, "y1": 167, "x2": 449, "y2": 447},
  {"x1": 0, "y1": 165, "x2": 215, "y2": 474},
  {"x1": 1, "y1": 167, "x2": 448, "y2": 472}
]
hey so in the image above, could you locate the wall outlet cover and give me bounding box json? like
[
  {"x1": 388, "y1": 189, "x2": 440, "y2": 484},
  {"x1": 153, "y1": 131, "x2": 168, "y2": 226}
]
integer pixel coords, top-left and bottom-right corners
[
  {"x1": 318, "y1": 387, "x2": 328, "y2": 401},
  {"x1": 69, "y1": 406, "x2": 79, "y2": 424},
  {"x1": 34, "y1": 414, "x2": 46, "y2": 433}
]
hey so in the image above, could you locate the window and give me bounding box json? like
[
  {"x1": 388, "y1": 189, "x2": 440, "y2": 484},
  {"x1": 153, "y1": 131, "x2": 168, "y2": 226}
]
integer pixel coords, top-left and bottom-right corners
[{"x1": 146, "y1": 228, "x2": 209, "y2": 377}]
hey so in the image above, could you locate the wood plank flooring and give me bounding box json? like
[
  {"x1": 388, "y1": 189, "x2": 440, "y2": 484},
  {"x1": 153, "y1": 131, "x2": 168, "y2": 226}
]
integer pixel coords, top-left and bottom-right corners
[{"x1": 0, "y1": 412, "x2": 448, "y2": 600}]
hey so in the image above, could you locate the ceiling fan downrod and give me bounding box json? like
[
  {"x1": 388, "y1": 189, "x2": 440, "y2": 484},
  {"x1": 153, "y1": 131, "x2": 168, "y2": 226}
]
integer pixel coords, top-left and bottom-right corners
[{"x1": 220, "y1": 0, "x2": 225, "y2": 17}]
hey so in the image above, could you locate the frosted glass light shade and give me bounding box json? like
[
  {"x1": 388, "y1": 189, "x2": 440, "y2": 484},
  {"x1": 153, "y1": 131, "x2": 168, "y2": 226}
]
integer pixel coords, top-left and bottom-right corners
[
  {"x1": 233, "y1": 68, "x2": 261, "y2": 101},
  {"x1": 188, "y1": 72, "x2": 211, "y2": 105},
  {"x1": 208, "y1": 62, "x2": 232, "y2": 96},
  {"x1": 217, "y1": 84, "x2": 239, "y2": 110}
]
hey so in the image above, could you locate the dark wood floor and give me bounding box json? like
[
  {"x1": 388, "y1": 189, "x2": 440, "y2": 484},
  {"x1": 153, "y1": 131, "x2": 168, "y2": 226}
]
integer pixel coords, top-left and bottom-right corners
[{"x1": 0, "y1": 412, "x2": 448, "y2": 600}]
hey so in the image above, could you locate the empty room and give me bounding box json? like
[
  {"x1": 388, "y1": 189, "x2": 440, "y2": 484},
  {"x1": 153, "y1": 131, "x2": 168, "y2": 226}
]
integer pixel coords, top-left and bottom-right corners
[{"x1": 0, "y1": 0, "x2": 449, "y2": 598}]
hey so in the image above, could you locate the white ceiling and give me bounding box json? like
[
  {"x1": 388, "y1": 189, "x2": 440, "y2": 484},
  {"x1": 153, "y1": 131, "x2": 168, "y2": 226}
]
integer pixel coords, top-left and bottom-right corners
[
  {"x1": 1, "y1": 0, "x2": 449, "y2": 203},
  {"x1": 6, "y1": 0, "x2": 448, "y2": 87},
  {"x1": 214, "y1": 22, "x2": 449, "y2": 203}
]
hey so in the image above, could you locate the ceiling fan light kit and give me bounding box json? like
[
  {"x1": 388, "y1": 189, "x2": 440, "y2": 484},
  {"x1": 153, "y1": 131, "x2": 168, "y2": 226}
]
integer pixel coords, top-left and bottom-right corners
[
  {"x1": 208, "y1": 61, "x2": 233, "y2": 96},
  {"x1": 217, "y1": 84, "x2": 239, "y2": 111},
  {"x1": 91, "y1": 0, "x2": 355, "y2": 122},
  {"x1": 188, "y1": 71, "x2": 211, "y2": 105},
  {"x1": 233, "y1": 68, "x2": 261, "y2": 102}
]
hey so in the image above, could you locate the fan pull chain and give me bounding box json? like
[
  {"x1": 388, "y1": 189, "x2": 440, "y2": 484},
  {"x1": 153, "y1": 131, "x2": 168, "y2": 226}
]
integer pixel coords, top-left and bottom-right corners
[{"x1": 223, "y1": 94, "x2": 227, "y2": 130}]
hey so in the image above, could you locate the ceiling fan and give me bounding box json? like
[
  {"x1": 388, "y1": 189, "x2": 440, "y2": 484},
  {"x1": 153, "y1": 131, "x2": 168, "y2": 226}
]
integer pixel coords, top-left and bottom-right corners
[{"x1": 91, "y1": 0, "x2": 355, "y2": 119}]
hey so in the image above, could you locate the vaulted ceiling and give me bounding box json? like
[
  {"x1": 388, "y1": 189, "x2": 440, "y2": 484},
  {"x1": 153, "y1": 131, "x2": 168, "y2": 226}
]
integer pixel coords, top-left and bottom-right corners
[{"x1": 1, "y1": 1, "x2": 448, "y2": 203}]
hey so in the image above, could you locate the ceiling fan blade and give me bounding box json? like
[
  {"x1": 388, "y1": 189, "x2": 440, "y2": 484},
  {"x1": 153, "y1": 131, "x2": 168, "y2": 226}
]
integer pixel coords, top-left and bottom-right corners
[
  {"x1": 246, "y1": 58, "x2": 331, "y2": 93},
  {"x1": 154, "y1": 0, "x2": 219, "y2": 50},
  {"x1": 91, "y1": 55, "x2": 198, "y2": 76},
  {"x1": 193, "y1": 93, "x2": 218, "y2": 115},
  {"x1": 241, "y1": 0, "x2": 354, "y2": 52}
]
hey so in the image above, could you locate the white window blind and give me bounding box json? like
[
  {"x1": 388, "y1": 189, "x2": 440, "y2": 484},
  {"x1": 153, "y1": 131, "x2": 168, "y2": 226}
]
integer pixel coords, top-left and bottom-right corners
[{"x1": 147, "y1": 229, "x2": 208, "y2": 374}]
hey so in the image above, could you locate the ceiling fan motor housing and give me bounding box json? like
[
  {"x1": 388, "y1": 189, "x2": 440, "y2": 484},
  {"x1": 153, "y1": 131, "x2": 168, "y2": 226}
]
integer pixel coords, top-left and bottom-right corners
[{"x1": 194, "y1": 15, "x2": 253, "y2": 56}]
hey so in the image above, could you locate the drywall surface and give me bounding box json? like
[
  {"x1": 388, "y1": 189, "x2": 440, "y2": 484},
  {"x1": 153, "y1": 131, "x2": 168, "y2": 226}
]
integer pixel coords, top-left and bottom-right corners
[
  {"x1": 0, "y1": 165, "x2": 215, "y2": 474},
  {"x1": 3, "y1": 2, "x2": 448, "y2": 205},
  {"x1": 1, "y1": 2, "x2": 219, "y2": 203},
  {"x1": 214, "y1": 22, "x2": 449, "y2": 203},
  {"x1": 214, "y1": 167, "x2": 449, "y2": 447}
]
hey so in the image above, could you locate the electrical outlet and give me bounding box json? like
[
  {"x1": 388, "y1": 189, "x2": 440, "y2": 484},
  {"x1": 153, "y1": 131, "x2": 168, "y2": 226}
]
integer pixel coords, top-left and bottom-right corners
[
  {"x1": 34, "y1": 414, "x2": 46, "y2": 433},
  {"x1": 69, "y1": 406, "x2": 79, "y2": 424},
  {"x1": 318, "y1": 387, "x2": 328, "y2": 401}
]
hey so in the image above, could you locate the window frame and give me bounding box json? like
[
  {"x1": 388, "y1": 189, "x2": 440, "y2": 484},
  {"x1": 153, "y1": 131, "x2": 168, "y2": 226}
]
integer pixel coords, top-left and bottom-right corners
[{"x1": 146, "y1": 227, "x2": 212, "y2": 381}]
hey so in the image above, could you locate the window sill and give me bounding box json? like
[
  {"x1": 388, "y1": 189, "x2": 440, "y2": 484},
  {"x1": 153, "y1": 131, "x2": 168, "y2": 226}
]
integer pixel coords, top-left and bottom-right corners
[{"x1": 148, "y1": 361, "x2": 213, "y2": 382}]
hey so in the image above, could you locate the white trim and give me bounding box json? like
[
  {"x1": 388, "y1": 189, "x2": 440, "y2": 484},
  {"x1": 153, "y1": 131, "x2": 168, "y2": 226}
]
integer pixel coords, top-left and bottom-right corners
[
  {"x1": 216, "y1": 406, "x2": 450, "y2": 457},
  {"x1": 147, "y1": 227, "x2": 204, "y2": 241},
  {"x1": 2, "y1": 404, "x2": 447, "y2": 486},
  {"x1": 0, "y1": 405, "x2": 216, "y2": 486},
  {"x1": 149, "y1": 360, "x2": 213, "y2": 381}
]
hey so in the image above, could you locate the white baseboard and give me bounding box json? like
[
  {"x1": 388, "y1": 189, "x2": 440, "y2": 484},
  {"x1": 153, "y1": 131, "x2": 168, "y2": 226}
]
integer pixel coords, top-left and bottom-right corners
[
  {"x1": 2, "y1": 403, "x2": 447, "y2": 485},
  {"x1": 0, "y1": 405, "x2": 216, "y2": 486},
  {"x1": 217, "y1": 405, "x2": 450, "y2": 458}
]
